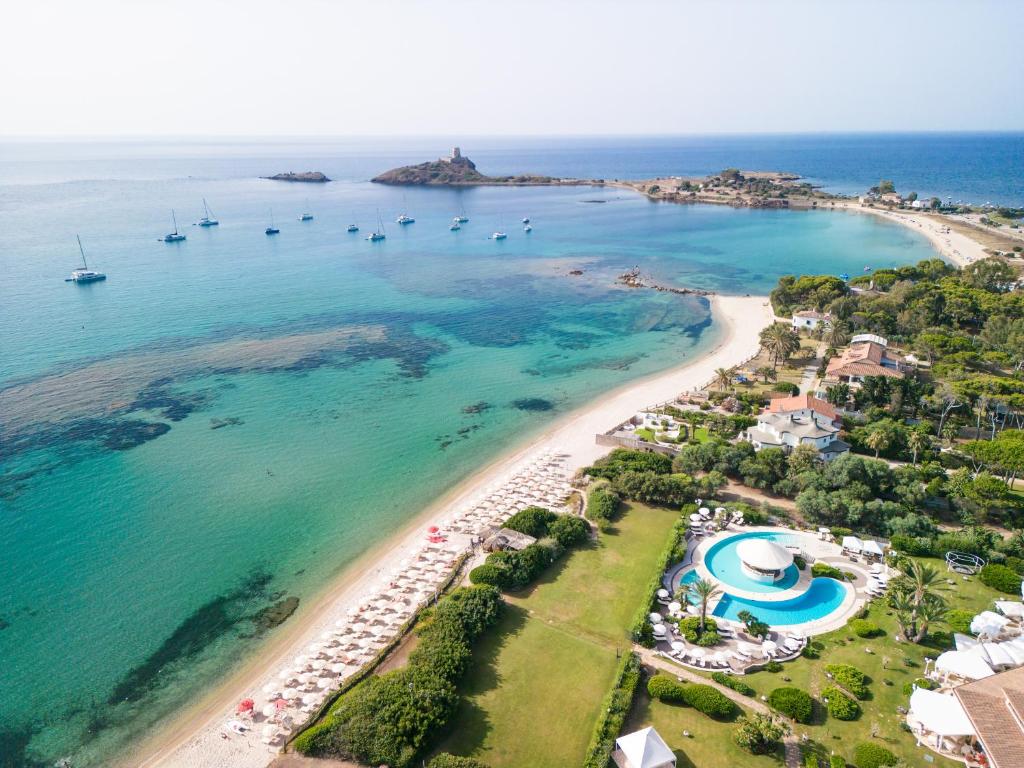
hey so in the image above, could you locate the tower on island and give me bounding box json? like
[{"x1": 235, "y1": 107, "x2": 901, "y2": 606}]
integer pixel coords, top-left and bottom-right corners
[{"x1": 445, "y1": 146, "x2": 462, "y2": 163}]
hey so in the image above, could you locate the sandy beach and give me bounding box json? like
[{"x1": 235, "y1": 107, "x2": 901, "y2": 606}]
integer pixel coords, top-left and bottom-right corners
[{"x1": 131, "y1": 293, "x2": 773, "y2": 768}]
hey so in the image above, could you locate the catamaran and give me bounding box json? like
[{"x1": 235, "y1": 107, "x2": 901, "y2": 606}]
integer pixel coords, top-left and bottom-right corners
[
  {"x1": 367, "y1": 210, "x2": 386, "y2": 241},
  {"x1": 162, "y1": 210, "x2": 186, "y2": 242},
  {"x1": 65, "y1": 235, "x2": 107, "y2": 283},
  {"x1": 265, "y1": 210, "x2": 280, "y2": 235},
  {"x1": 454, "y1": 205, "x2": 469, "y2": 223},
  {"x1": 491, "y1": 231, "x2": 507, "y2": 240},
  {"x1": 396, "y1": 213, "x2": 414, "y2": 225},
  {"x1": 522, "y1": 217, "x2": 530, "y2": 224},
  {"x1": 195, "y1": 198, "x2": 219, "y2": 227},
  {"x1": 298, "y1": 201, "x2": 313, "y2": 221},
  {"x1": 347, "y1": 223, "x2": 359, "y2": 232}
]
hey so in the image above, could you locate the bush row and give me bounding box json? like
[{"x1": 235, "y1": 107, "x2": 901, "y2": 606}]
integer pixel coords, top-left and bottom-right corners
[
  {"x1": 711, "y1": 671, "x2": 755, "y2": 696},
  {"x1": 293, "y1": 586, "x2": 502, "y2": 768},
  {"x1": 825, "y1": 664, "x2": 869, "y2": 700},
  {"x1": 821, "y1": 685, "x2": 861, "y2": 720},
  {"x1": 646, "y1": 675, "x2": 735, "y2": 718},
  {"x1": 980, "y1": 563, "x2": 1023, "y2": 594},
  {"x1": 581, "y1": 652, "x2": 642, "y2": 768}
]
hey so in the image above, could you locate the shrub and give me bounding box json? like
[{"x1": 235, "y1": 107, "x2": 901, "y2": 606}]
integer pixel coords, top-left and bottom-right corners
[
  {"x1": 428, "y1": 755, "x2": 490, "y2": 768},
  {"x1": 549, "y1": 514, "x2": 590, "y2": 547},
  {"x1": 503, "y1": 506, "x2": 556, "y2": 538},
  {"x1": 764, "y1": 660, "x2": 784, "y2": 673},
  {"x1": 945, "y1": 609, "x2": 975, "y2": 634},
  {"x1": 848, "y1": 619, "x2": 882, "y2": 638},
  {"x1": 647, "y1": 675, "x2": 687, "y2": 704},
  {"x1": 584, "y1": 448, "x2": 672, "y2": 480},
  {"x1": 811, "y1": 562, "x2": 845, "y2": 580},
  {"x1": 773, "y1": 381, "x2": 800, "y2": 395},
  {"x1": 852, "y1": 742, "x2": 897, "y2": 768},
  {"x1": 889, "y1": 534, "x2": 936, "y2": 557},
  {"x1": 902, "y1": 677, "x2": 936, "y2": 696},
  {"x1": 733, "y1": 713, "x2": 789, "y2": 755},
  {"x1": 826, "y1": 664, "x2": 869, "y2": 700},
  {"x1": 587, "y1": 485, "x2": 621, "y2": 528},
  {"x1": 822, "y1": 686, "x2": 861, "y2": 720},
  {"x1": 767, "y1": 687, "x2": 814, "y2": 723},
  {"x1": 712, "y1": 671, "x2": 755, "y2": 696},
  {"x1": 830, "y1": 756, "x2": 846, "y2": 768},
  {"x1": 831, "y1": 527, "x2": 853, "y2": 539},
  {"x1": 683, "y1": 683, "x2": 736, "y2": 718},
  {"x1": 805, "y1": 753, "x2": 821, "y2": 768},
  {"x1": 484, "y1": 540, "x2": 561, "y2": 589},
  {"x1": 980, "y1": 563, "x2": 1023, "y2": 594},
  {"x1": 678, "y1": 616, "x2": 720, "y2": 645},
  {"x1": 583, "y1": 652, "x2": 642, "y2": 768},
  {"x1": 468, "y1": 564, "x2": 504, "y2": 587}
]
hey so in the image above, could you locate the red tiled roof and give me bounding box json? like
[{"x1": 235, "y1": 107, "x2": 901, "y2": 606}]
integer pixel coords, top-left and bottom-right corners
[
  {"x1": 826, "y1": 341, "x2": 904, "y2": 379},
  {"x1": 766, "y1": 394, "x2": 839, "y2": 421},
  {"x1": 953, "y1": 666, "x2": 1024, "y2": 768}
]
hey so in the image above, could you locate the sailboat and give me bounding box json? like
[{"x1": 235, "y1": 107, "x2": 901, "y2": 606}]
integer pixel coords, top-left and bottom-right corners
[
  {"x1": 265, "y1": 210, "x2": 280, "y2": 235},
  {"x1": 162, "y1": 210, "x2": 186, "y2": 242},
  {"x1": 453, "y1": 204, "x2": 469, "y2": 223},
  {"x1": 367, "y1": 210, "x2": 386, "y2": 241},
  {"x1": 491, "y1": 215, "x2": 507, "y2": 240},
  {"x1": 298, "y1": 200, "x2": 313, "y2": 221},
  {"x1": 66, "y1": 235, "x2": 107, "y2": 283},
  {"x1": 450, "y1": 221, "x2": 461, "y2": 231},
  {"x1": 396, "y1": 196, "x2": 414, "y2": 224},
  {"x1": 195, "y1": 198, "x2": 219, "y2": 227}
]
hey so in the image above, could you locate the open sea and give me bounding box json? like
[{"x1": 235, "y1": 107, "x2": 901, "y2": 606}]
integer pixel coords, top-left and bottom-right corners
[{"x1": 0, "y1": 133, "x2": 1018, "y2": 767}]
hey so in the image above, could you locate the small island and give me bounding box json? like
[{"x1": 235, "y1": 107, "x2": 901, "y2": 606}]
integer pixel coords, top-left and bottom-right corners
[
  {"x1": 372, "y1": 147, "x2": 559, "y2": 186},
  {"x1": 261, "y1": 171, "x2": 331, "y2": 183}
]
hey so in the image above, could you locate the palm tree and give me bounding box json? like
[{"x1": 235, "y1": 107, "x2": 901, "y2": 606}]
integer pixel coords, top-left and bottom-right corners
[
  {"x1": 864, "y1": 425, "x2": 891, "y2": 458},
  {"x1": 824, "y1": 320, "x2": 851, "y2": 349},
  {"x1": 759, "y1": 324, "x2": 801, "y2": 369},
  {"x1": 687, "y1": 577, "x2": 722, "y2": 637},
  {"x1": 941, "y1": 421, "x2": 959, "y2": 445},
  {"x1": 713, "y1": 367, "x2": 735, "y2": 392},
  {"x1": 754, "y1": 365, "x2": 777, "y2": 384},
  {"x1": 908, "y1": 560, "x2": 941, "y2": 604},
  {"x1": 907, "y1": 429, "x2": 929, "y2": 466},
  {"x1": 893, "y1": 561, "x2": 946, "y2": 643}
]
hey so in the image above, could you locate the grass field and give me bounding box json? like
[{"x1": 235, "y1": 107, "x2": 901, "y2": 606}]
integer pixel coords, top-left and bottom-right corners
[{"x1": 435, "y1": 502, "x2": 681, "y2": 767}]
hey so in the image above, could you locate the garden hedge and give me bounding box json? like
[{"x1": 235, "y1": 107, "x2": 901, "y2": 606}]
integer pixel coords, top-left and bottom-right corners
[
  {"x1": 647, "y1": 675, "x2": 687, "y2": 704},
  {"x1": 682, "y1": 683, "x2": 735, "y2": 718},
  {"x1": 980, "y1": 563, "x2": 1023, "y2": 594},
  {"x1": 852, "y1": 742, "x2": 897, "y2": 768},
  {"x1": 825, "y1": 664, "x2": 869, "y2": 700},
  {"x1": 767, "y1": 687, "x2": 814, "y2": 723},
  {"x1": 822, "y1": 686, "x2": 861, "y2": 720},
  {"x1": 712, "y1": 671, "x2": 754, "y2": 696},
  {"x1": 428, "y1": 755, "x2": 490, "y2": 768},
  {"x1": 848, "y1": 619, "x2": 883, "y2": 638}
]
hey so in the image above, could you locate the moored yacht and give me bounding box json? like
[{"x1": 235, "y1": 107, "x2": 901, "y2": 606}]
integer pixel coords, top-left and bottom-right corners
[
  {"x1": 491, "y1": 231, "x2": 507, "y2": 240},
  {"x1": 162, "y1": 210, "x2": 186, "y2": 242},
  {"x1": 367, "y1": 210, "x2": 386, "y2": 241},
  {"x1": 65, "y1": 235, "x2": 107, "y2": 283},
  {"x1": 195, "y1": 198, "x2": 219, "y2": 227},
  {"x1": 347, "y1": 223, "x2": 359, "y2": 232},
  {"x1": 523, "y1": 224, "x2": 532, "y2": 232},
  {"x1": 450, "y1": 221, "x2": 461, "y2": 231},
  {"x1": 265, "y1": 209, "x2": 280, "y2": 235},
  {"x1": 396, "y1": 214, "x2": 415, "y2": 225}
]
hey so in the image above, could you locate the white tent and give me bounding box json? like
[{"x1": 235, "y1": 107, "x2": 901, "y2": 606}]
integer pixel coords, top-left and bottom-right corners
[
  {"x1": 737, "y1": 539, "x2": 793, "y2": 571},
  {"x1": 615, "y1": 726, "x2": 677, "y2": 768},
  {"x1": 935, "y1": 650, "x2": 995, "y2": 680},
  {"x1": 953, "y1": 633, "x2": 979, "y2": 651},
  {"x1": 861, "y1": 540, "x2": 884, "y2": 558},
  {"x1": 995, "y1": 600, "x2": 1024, "y2": 619},
  {"x1": 909, "y1": 688, "x2": 975, "y2": 736},
  {"x1": 969, "y1": 642, "x2": 1017, "y2": 668},
  {"x1": 841, "y1": 535, "x2": 864, "y2": 553},
  {"x1": 996, "y1": 642, "x2": 1024, "y2": 665},
  {"x1": 971, "y1": 610, "x2": 1011, "y2": 637}
]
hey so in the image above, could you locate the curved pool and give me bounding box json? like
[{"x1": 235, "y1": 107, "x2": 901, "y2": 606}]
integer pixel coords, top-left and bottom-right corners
[
  {"x1": 703, "y1": 531, "x2": 806, "y2": 593},
  {"x1": 712, "y1": 577, "x2": 850, "y2": 625}
]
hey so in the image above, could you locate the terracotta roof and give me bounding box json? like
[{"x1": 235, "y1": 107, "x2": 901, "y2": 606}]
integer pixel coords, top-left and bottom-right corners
[
  {"x1": 794, "y1": 310, "x2": 829, "y2": 319},
  {"x1": 953, "y1": 666, "x2": 1024, "y2": 768},
  {"x1": 767, "y1": 394, "x2": 839, "y2": 421},
  {"x1": 826, "y1": 341, "x2": 904, "y2": 380}
]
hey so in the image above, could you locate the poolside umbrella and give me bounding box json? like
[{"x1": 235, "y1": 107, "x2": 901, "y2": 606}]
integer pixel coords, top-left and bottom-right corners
[
  {"x1": 648, "y1": 612, "x2": 664, "y2": 624},
  {"x1": 689, "y1": 513, "x2": 703, "y2": 523},
  {"x1": 688, "y1": 647, "x2": 706, "y2": 661},
  {"x1": 713, "y1": 651, "x2": 729, "y2": 666},
  {"x1": 657, "y1": 588, "x2": 670, "y2": 600},
  {"x1": 668, "y1": 601, "x2": 682, "y2": 614},
  {"x1": 652, "y1": 624, "x2": 668, "y2": 638},
  {"x1": 671, "y1": 641, "x2": 686, "y2": 652},
  {"x1": 237, "y1": 698, "x2": 255, "y2": 714},
  {"x1": 698, "y1": 507, "x2": 711, "y2": 518},
  {"x1": 761, "y1": 640, "x2": 778, "y2": 657},
  {"x1": 261, "y1": 703, "x2": 277, "y2": 718}
]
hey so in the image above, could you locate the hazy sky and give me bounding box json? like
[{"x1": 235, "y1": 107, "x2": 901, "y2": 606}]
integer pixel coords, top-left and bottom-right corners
[{"x1": 4, "y1": 0, "x2": 1022, "y2": 136}]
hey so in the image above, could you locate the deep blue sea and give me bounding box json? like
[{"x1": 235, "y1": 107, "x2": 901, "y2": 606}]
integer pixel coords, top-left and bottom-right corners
[{"x1": 0, "y1": 134, "x2": 1016, "y2": 767}]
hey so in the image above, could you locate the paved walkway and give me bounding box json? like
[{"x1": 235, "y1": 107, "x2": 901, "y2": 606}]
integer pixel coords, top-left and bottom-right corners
[{"x1": 635, "y1": 647, "x2": 801, "y2": 764}]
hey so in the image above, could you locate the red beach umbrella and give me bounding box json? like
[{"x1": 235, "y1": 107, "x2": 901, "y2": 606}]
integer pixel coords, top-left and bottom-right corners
[
  {"x1": 274, "y1": 698, "x2": 289, "y2": 710},
  {"x1": 237, "y1": 698, "x2": 255, "y2": 713},
  {"x1": 428, "y1": 526, "x2": 439, "y2": 533}
]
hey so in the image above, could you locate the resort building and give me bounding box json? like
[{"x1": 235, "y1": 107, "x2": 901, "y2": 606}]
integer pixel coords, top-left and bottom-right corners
[
  {"x1": 613, "y1": 726, "x2": 676, "y2": 768},
  {"x1": 766, "y1": 393, "x2": 842, "y2": 427},
  {"x1": 953, "y1": 666, "x2": 1024, "y2": 768},
  {"x1": 825, "y1": 339, "x2": 905, "y2": 386},
  {"x1": 791, "y1": 309, "x2": 831, "y2": 330},
  {"x1": 745, "y1": 402, "x2": 850, "y2": 461}
]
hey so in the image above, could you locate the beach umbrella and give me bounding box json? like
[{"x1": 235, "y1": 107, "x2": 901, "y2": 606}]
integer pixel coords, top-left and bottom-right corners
[
  {"x1": 713, "y1": 651, "x2": 729, "y2": 666},
  {"x1": 261, "y1": 703, "x2": 277, "y2": 718},
  {"x1": 237, "y1": 698, "x2": 255, "y2": 714},
  {"x1": 261, "y1": 724, "x2": 278, "y2": 741},
  {"x1": 282, "y1": 687, "x2": 298, "y2": 700},
  {"x1": 330, "y1": 662, "x2": 348, "y2": 674},
  {"x1": 311, "y1": 659, "x2": 327, "y2": 671},
  {"x1": 276, "y1": 668, "x2": 296, "y2": 682},
  {"x1": 301, "y1": 693, "x2": 319, "y2": 706},
  {"x1": 262, "y1": 682, "x2": 280, "y2": 695},
  {"x1": 292, "y1": 655, "x2": 308, "y2": 667},
  {"x1": 671, "y1": 641, "x2": 686, "y2": 652},
  {"x1": 316, "y1": 677, "x2": 333, "y2": 689},
  {"x1": 274, "y1": 698, "x2": 289, "y2": 710},
  {"x1": 428, "y1": 525, "x2": 439, "y2": 533}
]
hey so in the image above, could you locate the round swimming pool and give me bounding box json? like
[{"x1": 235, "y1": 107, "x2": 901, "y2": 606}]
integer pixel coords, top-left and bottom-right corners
[
  {"x1": 712, "y1": 577, "x2": 850, "y2": 625},
  {"x1": 703, "y1": 531, "x2": 806, "y2": 593}
]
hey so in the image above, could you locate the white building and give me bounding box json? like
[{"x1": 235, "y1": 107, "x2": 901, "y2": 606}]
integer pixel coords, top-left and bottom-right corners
[
  {"x1": 614, "y1": 727, "x2": 676, "y2": 768},
  {"x1": 791, "y1": 310, "x2": 831, "y2": 330},
  {"x1": 746, "y1": 407, "x2": 849, "y2": 461}
]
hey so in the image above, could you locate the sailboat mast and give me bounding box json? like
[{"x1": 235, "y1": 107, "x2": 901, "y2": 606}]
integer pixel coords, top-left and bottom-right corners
[
  {"x1": 172, "y1": 209, "x2": 179, "y2": 234},
  {"x1": 77, "y1": 235, "x2": 88, "y2": 269}
]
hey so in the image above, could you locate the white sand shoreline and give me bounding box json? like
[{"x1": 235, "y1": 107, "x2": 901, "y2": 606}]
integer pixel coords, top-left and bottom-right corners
[{"x1": 131, "y1": 293, "x2": 773, "y2": 768}]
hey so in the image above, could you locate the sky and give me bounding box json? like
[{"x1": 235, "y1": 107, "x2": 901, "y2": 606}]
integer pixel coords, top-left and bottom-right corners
[{"x1": 3, "y1": 0, "x2": 1022, "y2": 137}]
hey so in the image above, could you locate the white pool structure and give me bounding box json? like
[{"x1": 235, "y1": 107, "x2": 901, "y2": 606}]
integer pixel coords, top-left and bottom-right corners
[{"x1": 672, "y1": 527, "x2": 867, "y2": 635}]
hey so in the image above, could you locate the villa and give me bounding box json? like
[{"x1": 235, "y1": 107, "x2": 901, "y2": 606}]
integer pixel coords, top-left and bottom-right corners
[
  {"x1": 825, "y1": 338, "x2": 905, "y2": 386},
  {"x1": 791, "y1": 309, "x2": 831, "y2": 331},
  {"x1": 745, "y1": 400, "x2": 850, "y2": 461}
]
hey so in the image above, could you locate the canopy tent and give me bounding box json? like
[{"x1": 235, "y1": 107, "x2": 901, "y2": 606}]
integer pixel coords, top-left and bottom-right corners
[
  {"x1": 969, "y1": 642, "x2": 1017, "y2": 668},
  {"x1": 995, "y1": 600, "x2": 1024, "y2": 619},
  {"x1": 909, "y1": 688, "x2": 976, "y2": 736},
  {"x1": 954, "y1": 633, "x2": 979, "y2": 651},
  {"x1": 995, "y1": 642, "x2": 1024, "y2": 665},
  {"x1": 615, "y1": 726, "x2": 677, "y2": 768},
  {"x1": 971, "y1": 610, "x2": 1011, "y2": 637},
  {"x1": 861, "y1": 539, "x2": 884, "y2": 558},
  {"x1": 936, "y1": 650, "x2": 995, "y2": 680},
  {"x1": 841, "y1": 535, "x2": 864, "y2": 553}
]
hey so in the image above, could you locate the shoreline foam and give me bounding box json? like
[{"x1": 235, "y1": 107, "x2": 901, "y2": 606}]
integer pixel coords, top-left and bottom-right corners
[{"x1": 132, "y1": 293, "x2": 773, "y2": 768}]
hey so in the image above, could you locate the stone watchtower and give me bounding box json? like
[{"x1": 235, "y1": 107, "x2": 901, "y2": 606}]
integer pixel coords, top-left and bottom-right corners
[{"x1": 448, "y1": 146, "x2": 461, "y2": 162}]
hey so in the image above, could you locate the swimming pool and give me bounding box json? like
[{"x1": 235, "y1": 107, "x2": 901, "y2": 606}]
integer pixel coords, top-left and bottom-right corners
[
  {"x1": 712, "y1": 577, "x2": 850, "y2": 625},
  {"x1": 703, "y1": 531, "x2": 805, "y2": 593}
]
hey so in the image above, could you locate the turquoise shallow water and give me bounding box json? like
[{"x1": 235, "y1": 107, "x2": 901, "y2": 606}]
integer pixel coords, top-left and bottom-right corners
[
  {"x1": 712, "y1": 579, "x2": 850, "y2": 625},
  {"x1": 704, "y1": 531, "x2": 804, "y2": 593},
  {"x1": 0, "y1": 141, "x2": 945, "y2": 766}
]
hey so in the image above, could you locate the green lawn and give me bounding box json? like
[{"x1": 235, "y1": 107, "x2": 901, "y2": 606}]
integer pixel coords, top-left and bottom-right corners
[
  {"x1": 436, "y1": 502, "x2": 681, "y2": 767},
  {"x1": 626, "y1": 690, "x2": 781, "y2": 768},
  {"x1": 725, "y1": 559, "x2": 1006, "y2": 768}
]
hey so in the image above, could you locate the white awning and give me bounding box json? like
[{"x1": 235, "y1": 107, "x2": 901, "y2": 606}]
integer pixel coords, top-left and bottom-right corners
[
  {"x1": 615, "y1": 726, "x2": 676, "y2": 768},
  {"x1": 936, "y1": 650, "x2": 994, "y2": 680},
  {"x1": 909, "y1": 688, "x2": 975, "y2": 736},
  {"x1": 841, "y1": 535, "x2": 864, "y2": 552},
  {"x1": 969, "y1": 642, "x2": 1017, "y2": 668},
  {"x1": 861, "y1": 540, "x2": 884, "y2": 557},
  {"x1": 971, "y1": 610, "x2": 1011, "y2": 636},
  {"x1": 953, "y1": 633, "x2": 978, "y2": 651},
  {"x1": 995, "y1": 600, "x2": 1024, "y2": 619}
]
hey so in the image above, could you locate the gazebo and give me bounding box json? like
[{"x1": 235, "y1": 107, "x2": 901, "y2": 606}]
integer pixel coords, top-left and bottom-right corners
[
  {"x1": 614, "y1": 726, "x2": 676, "y2": 768},
  {"x1": 736, "y1": 538, "x2": 793, "y2": 584}
]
